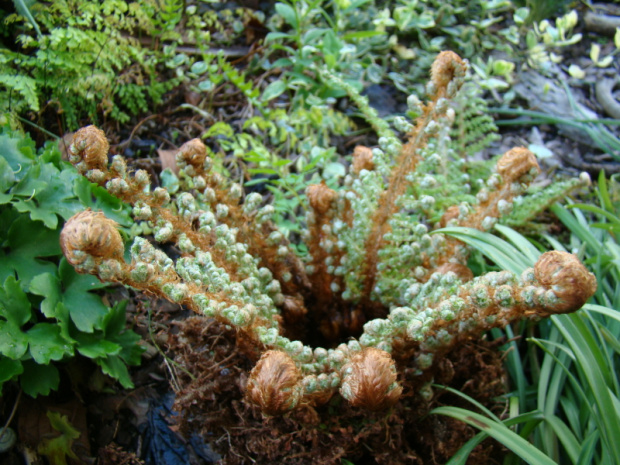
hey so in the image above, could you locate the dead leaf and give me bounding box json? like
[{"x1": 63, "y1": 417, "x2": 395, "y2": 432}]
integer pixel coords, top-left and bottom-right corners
[
  {"x1": 157, "y1": 149, "x2": 179, "y2": 174},
  {"x1": 18, "y1": 397, "x2": 91, "y2": 464},
  {"x1": 58, "y1": 132, "x2": 75, "y2": 161}
]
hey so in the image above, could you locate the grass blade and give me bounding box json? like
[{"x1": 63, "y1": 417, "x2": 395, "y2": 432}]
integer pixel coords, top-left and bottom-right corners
[
  {"x1": 544, "y1": 414, "x2": 580, "y2": 464},
  {"x1": 493, "y1": 325, "x2": 528, "y2": 409},
  {"x1": 584, "y1": 303, "x2": 620, "y2": 323},
  {"x1": 445, "y1": 411, "x2": 545, "y2": 465},
  {"x1": 431, "y1": 407, "x2": 558, "y2": 465},
  {"x1": 542, "y1": 234, "x2": 567, "y2": 252},
  {"x1": 433, "y1": 384, "x2": 500, "y2": 420},
  {"x1": 550, "y1": 204, "x2": 601, "y2": 253},
  {"x1": 494, "y1": 224, "x2": 540, "y2": 264},
  {"x1": 596, "y1": 170, "x2": 613, "y2": 212},
  {"x1": 13, "y1": 0, "x2": 42, "y2": 38},
  {"x1": 434, "y1": 227, "x2": 529, "y2": 273},
  {"x1": 566, "y1": 203, "x2": 620, "y2": 225},
  {"x1": 576, "y1": 431, "x2": 599, "y2": 465},
  {"x1": 552, "y1": 314, "x2": 620, "y2": 463}
]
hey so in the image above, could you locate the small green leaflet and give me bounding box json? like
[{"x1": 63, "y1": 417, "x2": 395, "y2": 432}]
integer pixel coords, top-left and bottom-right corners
[
  {"x1": 0, "y1": 156, "x2": 15, "y2": 204},
  {"x1": 275, "y1": 3, "x2": 298, "y2": 30},
  {"x1": 58, "y1": 259, "x2": 110, "y2": 333},
  {"x1": 12, "y1": 162, "x2": 82, "y2": 228},
  {"x1": 0, "y1": 214, "x2": 61, "y2": 288},
  {"x1": 20, "y1": 361, "x2": 60, "y2": 397},
  {"x1": 261, "y1": 80, "x2": 287, "y2": 102}
]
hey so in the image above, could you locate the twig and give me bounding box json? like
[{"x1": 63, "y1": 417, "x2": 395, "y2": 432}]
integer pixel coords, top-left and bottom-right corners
[
  {"x1": 0, "y1": 390, "x2": 22, "y2": 443},
  {"x1": 596, "y1": 77, "x2": 620, "y2": 120},
  {"x1": 115, "y1": 114, "x2": 161, "y2": 150}
]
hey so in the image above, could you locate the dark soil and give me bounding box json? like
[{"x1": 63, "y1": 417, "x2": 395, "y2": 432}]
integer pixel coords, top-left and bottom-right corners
[
  {"x1": 106, "y1": 296, "x2": 510, "y2": 465},
  {"x1": 168, "y1": 314, "x2": 508, "y2": 465},
  {"x1": 1, "y1": 287, "x2": 509, "y2": 465}
]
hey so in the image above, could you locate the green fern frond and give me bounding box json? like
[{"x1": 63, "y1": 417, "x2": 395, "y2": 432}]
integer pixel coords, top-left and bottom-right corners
[
  {"x1": 503, "y1": 176, "x2": 590, "y2": 229},
  {"x1": 450, "y1": 81, "x2": 500, "y2": 157},
  {"x1": 0, "y1": 73, "x2": 39, "y2": 112},
  {"x1": 318, "y1": 67, "x2": 397, "y2": 142}
]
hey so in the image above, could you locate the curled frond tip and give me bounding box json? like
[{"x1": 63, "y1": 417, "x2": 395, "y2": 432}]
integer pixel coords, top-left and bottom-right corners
[
  {"x1": 70, "y1": 125, "x2": 109, "y2": 171},
  {"x1": 60, "y1": 209, "x2": 124, "y2": 267},
  {"x1": 246, "y1": 350, "x2": 304, "y2": 415},
  {"x1": 339, "y1": 348, "x2": 402, "y2": 410},
  {"x1": 534, "y1": 251, "x2": 597, "y2": 313}
]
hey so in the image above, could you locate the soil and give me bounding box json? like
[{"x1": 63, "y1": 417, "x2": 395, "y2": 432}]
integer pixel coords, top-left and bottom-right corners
[
  {"x1": 1, "y1": 290, "x2": 510, "y2": 465},
  {"x1": 169, "y1": 315, "x2": 507, "y2": 465}
]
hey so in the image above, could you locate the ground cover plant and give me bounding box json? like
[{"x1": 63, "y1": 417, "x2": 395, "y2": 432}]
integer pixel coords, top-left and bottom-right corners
[
  {"x1": 0, "y1": 123, "x2": 143, "y2": 463},
  {"x1": 0, "y1": 124, "x2": 142, "y2": 396},
  {"x1": 1, "y1": 0, "x2": 619, "y2": 463}
]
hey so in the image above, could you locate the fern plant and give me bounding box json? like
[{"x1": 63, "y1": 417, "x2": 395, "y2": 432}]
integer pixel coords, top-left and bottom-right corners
[
  {"x1": 54, "y1": 52, "x2": 599, "y2": 464},
  {"x1": 0, "y1": 0, "x2": 257, "y2": 128},
  {"x1": 450, "y1": 80, "x2": 500, "y2": 158},
  {"x1": 1, "y1": 0, "x2": 172, "y2": 126},
  {"x1": 180, "y1": 51, "x2": 355, "y2": 236}
]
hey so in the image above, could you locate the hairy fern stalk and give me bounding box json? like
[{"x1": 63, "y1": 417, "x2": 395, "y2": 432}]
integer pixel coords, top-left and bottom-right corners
[{"x1": 60, "y1": 52, "x2": 596, "y2": 415}]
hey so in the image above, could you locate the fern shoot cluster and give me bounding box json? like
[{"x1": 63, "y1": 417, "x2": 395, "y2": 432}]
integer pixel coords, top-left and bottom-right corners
[{"x1": 60, "y1": 52, "x2": 596, "y2": 415}]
